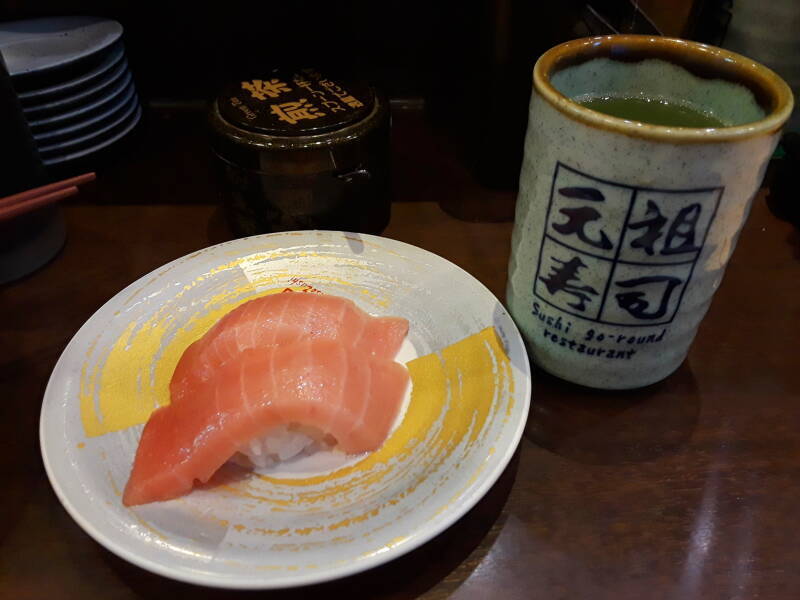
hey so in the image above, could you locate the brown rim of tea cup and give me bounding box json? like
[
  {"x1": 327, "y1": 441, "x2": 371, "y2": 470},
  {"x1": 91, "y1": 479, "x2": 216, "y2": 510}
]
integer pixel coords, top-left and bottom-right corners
[{"x1": 534, "y1": 35, "x2": 794, "y2": 143}]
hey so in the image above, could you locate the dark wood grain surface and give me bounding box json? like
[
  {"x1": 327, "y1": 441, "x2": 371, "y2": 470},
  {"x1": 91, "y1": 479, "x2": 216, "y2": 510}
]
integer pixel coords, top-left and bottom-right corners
[{"x1": 2, "y1": 111, "x2": 799, "y2": 599}]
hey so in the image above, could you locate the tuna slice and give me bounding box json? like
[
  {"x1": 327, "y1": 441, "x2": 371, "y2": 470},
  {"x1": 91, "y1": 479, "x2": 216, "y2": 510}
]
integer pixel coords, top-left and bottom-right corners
[{"x1": 170, "y1": 292, "x2": 408, "y2": 404}]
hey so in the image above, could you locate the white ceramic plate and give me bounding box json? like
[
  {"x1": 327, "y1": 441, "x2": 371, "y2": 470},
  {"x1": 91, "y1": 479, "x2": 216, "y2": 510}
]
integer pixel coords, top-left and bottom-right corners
[
  {"x1": 28, "y1": 72, "x2": 133, "y2": 130},
  {"x1": 0, "y1": 16, "x2": 122, "y2": 76},
  {"x1": 23, "y1": 59, "x2": 129, "y2": 116},
  {"x1": 17, "y1": 43, "x2": 125, "y2": 102},
  {"x1": 41, "y1": 104, "x2": 141, "y2": 166},
  {"x1": 40, "y1": 231, "x2": 531, "y2": 589},
  {"x1": 38, "y1": 94, "x2": 139, "y2": 156},
  {"x1": 33, "y1": 87, "x2": 137, "y2": 143}
]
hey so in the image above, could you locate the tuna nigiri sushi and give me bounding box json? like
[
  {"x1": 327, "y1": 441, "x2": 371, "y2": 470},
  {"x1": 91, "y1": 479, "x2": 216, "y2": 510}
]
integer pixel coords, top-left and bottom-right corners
[{"x1": 123, "y1": 293, "x2": 410, "y2": 506}]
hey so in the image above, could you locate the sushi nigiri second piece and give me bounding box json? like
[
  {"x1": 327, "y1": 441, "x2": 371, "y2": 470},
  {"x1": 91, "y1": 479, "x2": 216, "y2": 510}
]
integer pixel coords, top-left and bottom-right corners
[
  {"x1": 170, "y1": 293, "x2": 408, "y2": 404},
  {"x1": 123, "y1": 339, "x2": 409, "y2": 507}
]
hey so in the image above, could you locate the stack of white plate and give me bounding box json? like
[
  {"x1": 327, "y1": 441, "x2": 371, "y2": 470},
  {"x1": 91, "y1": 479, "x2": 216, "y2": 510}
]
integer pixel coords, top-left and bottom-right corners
[{"x1": 0, "y1": 16, "x2": 141, "y2": 169}]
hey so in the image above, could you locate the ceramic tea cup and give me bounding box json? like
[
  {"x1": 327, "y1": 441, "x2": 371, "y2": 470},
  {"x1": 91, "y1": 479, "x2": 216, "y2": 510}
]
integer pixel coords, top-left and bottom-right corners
[{"x1": 507, "y1": 35, "x2": 794, "y2": 389}]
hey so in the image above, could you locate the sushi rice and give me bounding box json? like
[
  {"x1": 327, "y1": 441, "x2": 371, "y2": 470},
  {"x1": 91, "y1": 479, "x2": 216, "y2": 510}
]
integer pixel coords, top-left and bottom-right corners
[{"x1": 231, "y1": 424, "x2": 337, "y2": 469}]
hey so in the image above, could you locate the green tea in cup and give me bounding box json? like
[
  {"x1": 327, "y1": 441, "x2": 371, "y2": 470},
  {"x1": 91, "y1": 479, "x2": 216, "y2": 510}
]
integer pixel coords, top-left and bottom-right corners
[
  {"x1": 576, "y1": 94, "x2": 727, "y2": 128},
  {"x1": 550, "y1": 55, "x2": 768, "y2": 131}
]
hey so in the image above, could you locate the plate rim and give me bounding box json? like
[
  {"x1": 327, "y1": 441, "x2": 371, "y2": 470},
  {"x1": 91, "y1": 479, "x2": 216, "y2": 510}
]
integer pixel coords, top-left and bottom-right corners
[
  {"x1": 0, "y1": 16, "x2": 123, "y2": 76},
  {"x1": 38, "y1": 93, "x2": 139, "y2": 156},
  {"x1": 23, "y1": 58, "x2": 129, "y2": 115},
  {"x1": 28, "y1": 71, "x2": 133, "y2": 128},
  {"x1": 41, "y1": 104, "x2": 141, "y2": 165},
  {"x1": 17, "y1": 42, "x2": 126, "y2": 101},
  {"x1": 33, "y1": 86, "x2": 137, "y2": 141},
  {"x1": 39, "y1": 230, "x2": 531, "y2": 589}
]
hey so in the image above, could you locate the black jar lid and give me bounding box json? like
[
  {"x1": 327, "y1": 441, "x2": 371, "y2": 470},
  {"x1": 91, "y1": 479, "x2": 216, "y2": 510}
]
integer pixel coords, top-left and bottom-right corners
[{"x1": 217, "y1": 68, "x2": 375, "y2": 136}]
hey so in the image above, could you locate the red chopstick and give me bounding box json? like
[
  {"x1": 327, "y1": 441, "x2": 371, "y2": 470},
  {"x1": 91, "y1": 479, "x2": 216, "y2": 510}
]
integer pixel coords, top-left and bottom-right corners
[
  {"x1": 0, "y1": 186, "x2": 80, "y2": 222},
  {"x1": 0, "y1": 172, "x2": 95, "y2": 210}
]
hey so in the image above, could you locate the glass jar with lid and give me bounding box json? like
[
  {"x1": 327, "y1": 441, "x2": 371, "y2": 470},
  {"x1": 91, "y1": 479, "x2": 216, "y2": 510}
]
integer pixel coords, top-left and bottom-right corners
[{"x1": 209, "y1": 68, "x2": 391, "y2": 236}]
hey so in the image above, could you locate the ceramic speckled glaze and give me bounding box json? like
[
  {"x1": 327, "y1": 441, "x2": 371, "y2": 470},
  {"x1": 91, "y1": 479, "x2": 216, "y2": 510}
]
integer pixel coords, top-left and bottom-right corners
[
  {"x1": 508, "y1": 35, "x2": 794, "y2": 389},
  {"x1": 40, "y1": 230, "x2": 530, "y2": 588}
]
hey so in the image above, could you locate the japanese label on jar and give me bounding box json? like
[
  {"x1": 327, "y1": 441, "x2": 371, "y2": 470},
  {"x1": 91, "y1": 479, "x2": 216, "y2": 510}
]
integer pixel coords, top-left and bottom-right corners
[{"x1": 220, "y1": 68, "x2": 373, "y2": 136}]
